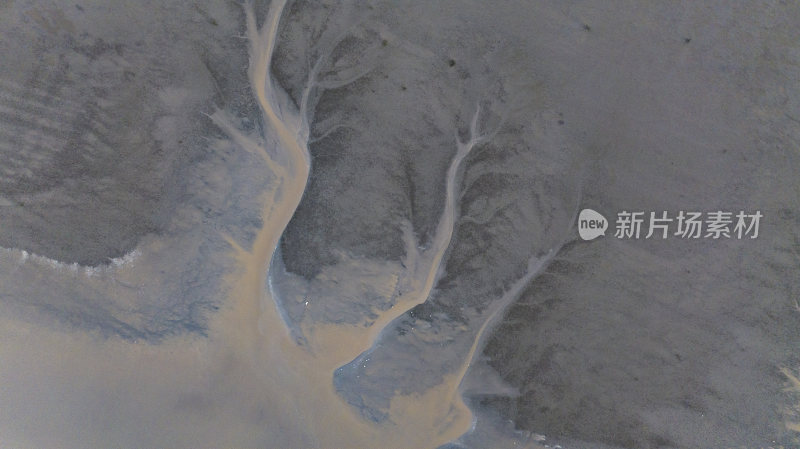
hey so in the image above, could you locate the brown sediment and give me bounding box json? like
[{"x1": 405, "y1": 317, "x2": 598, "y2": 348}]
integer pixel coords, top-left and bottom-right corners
[
  {"x1": 206, "y1": 0, "x2": 477, "y2": 446},
  {"x1": 0, "y1": 1, "x2": 537, "y2": 446}
]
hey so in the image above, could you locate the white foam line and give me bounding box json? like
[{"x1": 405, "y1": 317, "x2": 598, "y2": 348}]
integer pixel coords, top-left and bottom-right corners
[{"x1": 1, "y1": 246, "x2": 140, "y2": 276}]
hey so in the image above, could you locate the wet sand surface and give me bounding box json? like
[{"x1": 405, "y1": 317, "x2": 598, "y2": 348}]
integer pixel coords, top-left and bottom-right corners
[
  {"x1": 0, "y1": 1, "x2": 524, "y2": 447},
  {"x1": 1, "y1": 1, "x2": 800, "y2": 448}
]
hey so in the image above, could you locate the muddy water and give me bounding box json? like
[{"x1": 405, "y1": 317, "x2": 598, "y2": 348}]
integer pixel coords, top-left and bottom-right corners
[
  {"x1": 210, "y1": 1, "x2": 478, "y2": 446},
  {"x1": 0, "y1": 2, "x2": 528, "y2": 447}
]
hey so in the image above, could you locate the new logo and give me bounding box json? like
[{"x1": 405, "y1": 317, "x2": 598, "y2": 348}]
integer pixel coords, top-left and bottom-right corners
[{"x1": 578, "y1": 209, "x2": 608, "y2": 241}]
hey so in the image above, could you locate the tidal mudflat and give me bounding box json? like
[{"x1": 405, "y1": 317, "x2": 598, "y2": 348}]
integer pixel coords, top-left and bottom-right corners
[{"x1": 1, "y1": 1, "x2": 799, "y2": 448}]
